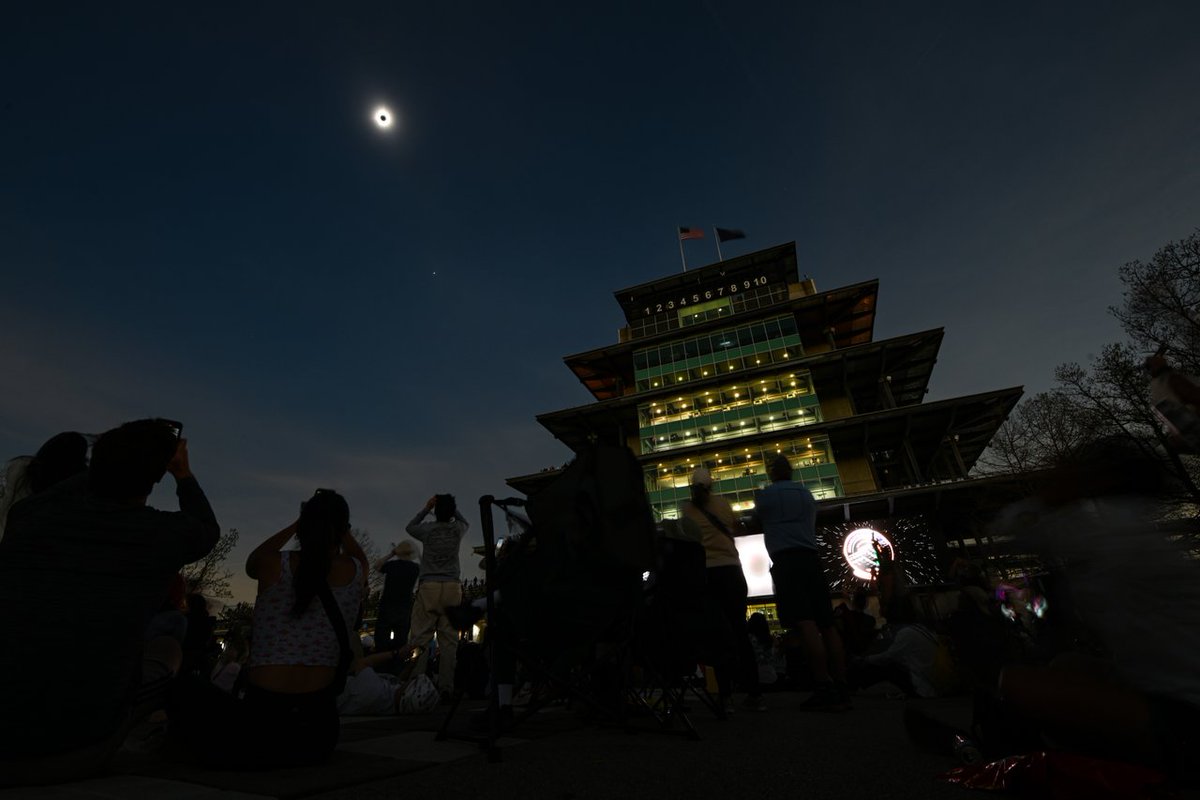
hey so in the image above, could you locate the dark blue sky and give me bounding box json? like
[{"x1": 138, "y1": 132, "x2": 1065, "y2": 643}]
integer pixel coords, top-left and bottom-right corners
[{"x1": 4, "y1": 2, "x2": 1198, "y2": 601}]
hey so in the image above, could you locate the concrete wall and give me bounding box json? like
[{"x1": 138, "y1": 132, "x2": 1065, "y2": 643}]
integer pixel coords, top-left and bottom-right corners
[
  {"x1": 837, "y1": 455, "x2": 879, "y2": 496},
  {"x1": 819, "y1": 394, "x2": 855, "y2": 420}
]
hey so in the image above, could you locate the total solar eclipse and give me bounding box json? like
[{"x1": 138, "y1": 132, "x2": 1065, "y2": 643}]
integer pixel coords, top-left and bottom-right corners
[{"x1": 373, "y1": 106, "x2": 394, "y2": 130}]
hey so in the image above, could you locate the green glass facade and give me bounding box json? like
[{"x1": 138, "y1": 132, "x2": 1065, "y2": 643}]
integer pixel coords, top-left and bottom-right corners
[
  {"x1": 633, "y1": 314, "x2": 839, "y2": 520},
  {"x1": 644, "y1": 433, "x2": 842, "y2": 520},
  {"x1": 633, "y1": 314, "x2": 803, "y2": 393},
  {"x1": 637, "y1": 369, "x2": 821, "y2": 454}
]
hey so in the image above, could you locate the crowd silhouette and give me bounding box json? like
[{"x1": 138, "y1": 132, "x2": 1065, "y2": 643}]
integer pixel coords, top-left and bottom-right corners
[{"x1": 0, "y1": 392, "x2": 1197, "y2": 792}]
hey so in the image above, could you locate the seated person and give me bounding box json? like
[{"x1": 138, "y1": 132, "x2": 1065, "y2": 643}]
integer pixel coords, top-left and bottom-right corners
[
  {"x1": 210, "y1": 624, "x2": 251, "y2": 694},
  {"x1": 833, "y1": 589, "x2": 878, "y2": 658},
  {"x1": 0, "y1": 421, "x2": 218, "y2": 785},
  {"x1": 337, "y1": 648, "x2": 429, "y2": 716},
  {"x1": 144, "y1": 572, "x2": 190, "y2": 645},
  {"x1": 180, "y1": 592, "x2": 217, "y2": 677},
  {"x1": 169, "y1": 489, "x2": 367, "y2": 769},
  {"x1": 0, "y1": 431, "x2": 89, "y2": 541},
  {"x1": 987, "y1": 438, "x2": 1200, "y2": 785},
  {"x1": 848, "y1": 597, "x2": 940, "y2": 698},
  {"x1": 747, "y1": 612, "x2": 785, "y2": 687}
]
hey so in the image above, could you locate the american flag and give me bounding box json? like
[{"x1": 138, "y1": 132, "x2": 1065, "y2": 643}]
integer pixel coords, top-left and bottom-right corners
[{"x1": 678, "y1": 226, "x2": 704, "y2": 240}]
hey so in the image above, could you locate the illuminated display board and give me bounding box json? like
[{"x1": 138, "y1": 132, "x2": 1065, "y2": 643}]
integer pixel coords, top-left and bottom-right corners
[
  {"x1": 735, "y1": 534, "x2": 774, "y2": 597},
  {"x1": 615, "y1": 251, "x2": 797, "y2": 327},
  {"x1": 637, "y1": 274, "x2": 775, "y2": 318},
  {"x1": 841, "y1": 528, "x2": 896, "y2": 581},
  {"x1": 736, "y1": 515, "x2": 940, "y2": 597},
  {"x1": 819, "y1": 516, "x2": 939, "y2": 593}
]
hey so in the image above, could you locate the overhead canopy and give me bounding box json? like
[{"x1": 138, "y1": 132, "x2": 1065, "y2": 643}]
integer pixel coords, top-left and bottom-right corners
[
  {"x1": 813, "y1": 471, "x2": 1045, "y2": 528},
  {"x1": 565, "y1": 280, "x2": 880, "y2": 401},
  {"x1": 633, "y1": 386, "x2": 1022, "y2": 483},
  {"x1": 824, "y1": 386, "x2": 1023, "y2": 488},
  {"x1": 540, "y1": 329, "x2": 945, "y2": 453},
  {"x1": 808, "y1": 328, "x2": 942, "y2": 414},
  {"x1": 510, "y1": 388, "x2": 1022, "y2": 497},
  {"x1": 506, "y1": 468, "x2": 563, "y2": 497}
]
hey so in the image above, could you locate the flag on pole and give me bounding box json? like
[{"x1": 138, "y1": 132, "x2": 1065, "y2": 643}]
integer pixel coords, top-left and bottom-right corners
[
  {"x1": 678, "y1": 226, "x2": 704, "y2": 240},
  {"x1": 715, "y1": 227, "x2": 746, "y2": 243}
]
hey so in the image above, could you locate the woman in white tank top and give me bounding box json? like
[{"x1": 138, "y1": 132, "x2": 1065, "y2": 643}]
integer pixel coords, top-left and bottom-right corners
[{"x1": 169, "y1": 489, "x2": 367, "y2": 769}]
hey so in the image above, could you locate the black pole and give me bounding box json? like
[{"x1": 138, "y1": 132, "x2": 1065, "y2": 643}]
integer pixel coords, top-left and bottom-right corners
[{"x1": 478, "y1": 495, "x2": 502, "y2": 762}]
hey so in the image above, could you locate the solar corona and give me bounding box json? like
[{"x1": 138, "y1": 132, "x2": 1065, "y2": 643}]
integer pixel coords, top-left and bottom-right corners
[{"x1": 373, "y1": 106, "x2": 394, "y2": 129}]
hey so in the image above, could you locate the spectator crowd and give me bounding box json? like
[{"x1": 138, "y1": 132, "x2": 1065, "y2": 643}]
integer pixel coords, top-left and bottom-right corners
[{"x1": 1, "y1": 381, "x2": 1197, "y2": 792}]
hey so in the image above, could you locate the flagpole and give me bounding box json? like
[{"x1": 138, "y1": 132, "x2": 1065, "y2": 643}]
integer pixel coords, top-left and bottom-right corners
[
  {"x1": 712, "y1": 226, "x2": 724, "y2": 262},
  {"x1": 678, "y1": 229, "x2": 687, "y2": 272}
]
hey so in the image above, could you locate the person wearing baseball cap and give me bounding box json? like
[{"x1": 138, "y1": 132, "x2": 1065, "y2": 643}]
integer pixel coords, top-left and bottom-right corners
[{"x1": 681, "y1": 466, "x2": 765, "y2": 713}]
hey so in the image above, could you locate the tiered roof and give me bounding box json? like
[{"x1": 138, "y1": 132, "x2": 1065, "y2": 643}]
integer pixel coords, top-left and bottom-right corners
[{"x1": 508, "y1": 241, "x2": 1022, "y2": 500}]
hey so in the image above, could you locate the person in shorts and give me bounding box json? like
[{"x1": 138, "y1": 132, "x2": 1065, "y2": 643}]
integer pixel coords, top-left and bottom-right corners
[{"x1": 753, "y1": 455, "x2": 848, "y2": 711}]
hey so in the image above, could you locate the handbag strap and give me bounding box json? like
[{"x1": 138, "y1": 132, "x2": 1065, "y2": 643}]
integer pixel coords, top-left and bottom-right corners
[
  {"x1": 695, "y1": 503, "x2": 735, "y2": 540},
  {"x1": 317, "y1": 583, "x2": 353, "y2": 692}
]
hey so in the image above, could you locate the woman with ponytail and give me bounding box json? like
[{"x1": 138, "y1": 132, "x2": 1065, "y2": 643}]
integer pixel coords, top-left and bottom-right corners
[
  {"x1": 235, "y1": 489, "x2": 366, "y2": 765},
  {"x1": 170, "y1": 489, "x2": 366, "y2": 768}
]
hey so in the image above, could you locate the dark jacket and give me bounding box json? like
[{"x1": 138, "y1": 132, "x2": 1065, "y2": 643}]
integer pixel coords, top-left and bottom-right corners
[{"x1": 0, "y1": 474, "x2": 218, "y2": 756}]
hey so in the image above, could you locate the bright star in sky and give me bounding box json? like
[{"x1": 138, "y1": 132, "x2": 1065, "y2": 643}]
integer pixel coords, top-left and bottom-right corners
[{"x1": 373, "y1": 106, "x2": 394, "y2": 130}]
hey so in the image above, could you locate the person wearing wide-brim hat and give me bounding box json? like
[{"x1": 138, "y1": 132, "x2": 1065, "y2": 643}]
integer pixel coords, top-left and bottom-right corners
[{"x1": 373, "y1": 540, "x2": 420, "y2": 653}]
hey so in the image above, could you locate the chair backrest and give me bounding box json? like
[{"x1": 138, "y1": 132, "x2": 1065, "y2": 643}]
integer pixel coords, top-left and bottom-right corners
[
  {"x1": 653, "y1": 536, "x2": 707, "y2": 613},
  {"x1": 525, "y1": 444, "x2": 656, "y2": 577},
  {"x1": 496, "y1": 446, "x2": 653, "y2": 651}
]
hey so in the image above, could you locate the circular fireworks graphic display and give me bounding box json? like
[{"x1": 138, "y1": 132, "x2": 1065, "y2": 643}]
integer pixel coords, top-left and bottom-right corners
[
  {"x1": 841, "y1": 528, "x2": 895, "y2": 580},
  {"x1": 818, "y1": 516, "x2": 940, "y2": 592}
]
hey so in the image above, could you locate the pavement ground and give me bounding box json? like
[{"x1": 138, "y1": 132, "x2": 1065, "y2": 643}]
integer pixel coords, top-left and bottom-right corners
[{"x1": 0, "y1": 687, "x2": 984, "y2": 800}]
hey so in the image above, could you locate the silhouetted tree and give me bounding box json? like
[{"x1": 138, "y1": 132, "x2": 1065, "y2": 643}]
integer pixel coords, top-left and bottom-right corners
[
  {"x1": 352, "y1": 528, "x2": 384, "y2": 621},
  {"x1": 980, "y1": 230, "x2": 1200, "y2": 512},
  {"x1": 979, "y1": 390, "x2": 1110, "y2": 474},
  {"x1": 1111, "y1": 231, "x2": 1200, "y2": 372},
  {"x1": 218, "y1": 600, "x2": 254, "y2": 629},
  {"x1": 183, "y1": 527, "x2": 239, "y2": 599}
]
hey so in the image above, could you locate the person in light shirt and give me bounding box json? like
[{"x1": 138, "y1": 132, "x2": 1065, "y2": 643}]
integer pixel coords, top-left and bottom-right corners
[
  {"x1": 682, "y1": 467, "x2": 765, "y2": 713},
  {"x1": 753, "y1": 454, "x2": 848, "y2": 711},
  {"x1": 405, "y1": 494, "x2": 469, "y2": 698}
]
